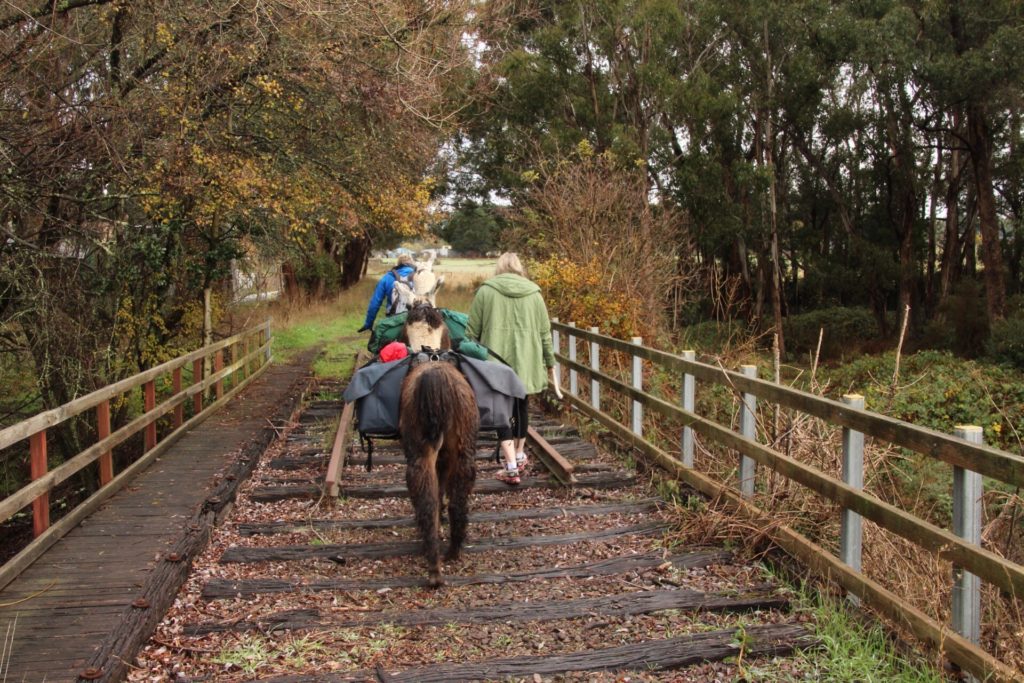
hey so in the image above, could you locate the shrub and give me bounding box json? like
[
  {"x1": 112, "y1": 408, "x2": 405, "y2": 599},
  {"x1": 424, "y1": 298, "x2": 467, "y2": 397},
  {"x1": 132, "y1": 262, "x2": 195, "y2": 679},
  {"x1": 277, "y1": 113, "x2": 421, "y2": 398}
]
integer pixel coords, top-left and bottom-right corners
[
  {"x1": 986, "y1": 314, "x2": 1024, "y2": 369},
  {"x1": 679, "y1": 319, "x2": 750, "y2": 352},
  {"x1": 508, "y1": 150, "x2": 693, "y2": 340},
  {"x1": 783, "y1": 307, "x2": 877, "y2": 361},
  {"x1": 823, "y1": 349, "x2": 1024, "y2": 451},
  {"x1": 533, "y1": 256, "x2": 639, "y2": 340}
]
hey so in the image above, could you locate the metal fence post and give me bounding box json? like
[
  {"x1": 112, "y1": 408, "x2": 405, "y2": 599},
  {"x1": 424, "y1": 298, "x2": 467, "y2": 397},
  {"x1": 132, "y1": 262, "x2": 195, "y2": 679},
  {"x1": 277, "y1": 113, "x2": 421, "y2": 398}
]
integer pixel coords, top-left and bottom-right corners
[
  {"x1": 262, "y1": 323, "x2": 271, "y2": 365},
  {"x1": 681, "y1": 350, "x2": 696, "y2": 468},
  {"x1": 589, "y1": 327, "x2": 600, "y2": 411},
  {"x1": 840, "y1": 394, "x2": 865, "y2": 600},
  {"x1": 738, "y1": 364, "x2": 757, "y2": 497},
  {"x1": 568, "y1": 322, "x2": 578, "y2": 397},
  {"x1": 551, "y1": 318, "x2": 560, "y2": 388},
  {"x1": 631, "y1": 337, "x2": 643, "y2": 436},
  {"x1": 952, "y1": 425, "x2": 983, "y2": 646}
]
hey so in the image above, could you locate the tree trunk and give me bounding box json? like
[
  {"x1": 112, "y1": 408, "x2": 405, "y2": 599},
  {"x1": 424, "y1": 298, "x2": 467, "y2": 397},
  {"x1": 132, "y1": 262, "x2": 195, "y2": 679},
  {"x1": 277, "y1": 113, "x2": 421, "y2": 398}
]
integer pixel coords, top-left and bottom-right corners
[
  {"x1": 925, "y1": 138, "x2": 942, "y2": 315},
  {"x1": 341, "y1": 230, "x2": 372, "y2": 289},
  {"x1": 967, "y1": 102, "x2": 1007, "y2": 322},
  {"x1": 938, "y1": 121, "x2": 962, "y2": 306},
  {"x1": 763, "y1": 22, "x2": 785, "y2": 356}
]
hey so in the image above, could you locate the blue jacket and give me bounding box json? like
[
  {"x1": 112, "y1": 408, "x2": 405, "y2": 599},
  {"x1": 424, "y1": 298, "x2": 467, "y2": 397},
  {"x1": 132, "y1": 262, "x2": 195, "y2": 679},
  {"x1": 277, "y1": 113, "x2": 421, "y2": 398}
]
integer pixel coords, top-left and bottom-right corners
[{"x1": 363, "y1": 265, "x2": 416, "y2": 328}]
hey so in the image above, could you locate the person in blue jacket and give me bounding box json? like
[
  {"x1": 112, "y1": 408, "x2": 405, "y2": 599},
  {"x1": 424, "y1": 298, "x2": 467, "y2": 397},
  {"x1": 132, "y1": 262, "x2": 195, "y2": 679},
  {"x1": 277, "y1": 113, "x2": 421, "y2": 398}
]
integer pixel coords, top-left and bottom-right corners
[{"x1": 358, "y1": 254, "x2": 416, "y2": 332}]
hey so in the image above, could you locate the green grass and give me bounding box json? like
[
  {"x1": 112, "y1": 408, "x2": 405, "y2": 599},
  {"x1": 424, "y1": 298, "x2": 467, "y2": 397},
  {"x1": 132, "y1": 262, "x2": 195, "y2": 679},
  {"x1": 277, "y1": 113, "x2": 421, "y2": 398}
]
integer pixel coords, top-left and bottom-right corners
[
  {"x1": 758, "y1": 571, "x2": 945, "y2": 682},
  {"x1": 268, "y1": 280, "x2": 374, "y2": 380},
  {"x1": 268, "y1": 258, "x2": 493, "y2": 380},
  {"x1": 212, "y1": 635, "x2": 273, "y2": 676}
]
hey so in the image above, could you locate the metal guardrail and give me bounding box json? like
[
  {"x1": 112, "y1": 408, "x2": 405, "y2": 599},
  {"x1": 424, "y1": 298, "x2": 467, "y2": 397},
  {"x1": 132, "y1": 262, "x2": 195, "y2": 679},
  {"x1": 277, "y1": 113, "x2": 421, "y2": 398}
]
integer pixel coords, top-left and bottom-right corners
[
  {"x1": 551, "y1": 319, "x2": 1023, "y2": 683},
  {"x1": 0, "y1": 320, "x2": 272, "y2": 589}
]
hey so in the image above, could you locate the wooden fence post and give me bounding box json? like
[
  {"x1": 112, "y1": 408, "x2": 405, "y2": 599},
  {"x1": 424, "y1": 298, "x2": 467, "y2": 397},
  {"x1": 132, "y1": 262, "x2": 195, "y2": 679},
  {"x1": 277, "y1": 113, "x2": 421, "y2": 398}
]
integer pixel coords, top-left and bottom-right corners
[
  {"x1": 30, "y1": 430, "x2": 49, "y2": 536},
  {"x1": 214, "y1": 350, "x2": 224, "y2": 400},
  {"x1": 631, "y1": 337, "x2": 643, "y2": 436},
  {"x1": 97, "y1": 400, "x2": 113, "y2": 486},
  {"x1": 681, "y1": 350, "x2": 696, "y2": 468},
  {"x1": 143, "y1": 379, "x2": 156, "y2": 451},
  {"x1": 244, "y1": 337, "x2": 253, "y2": 378},
  {"x1": 193, "y1": 357, "x2": 204, "y2": 415},
  {"x1": 738, "y1": 364, "x2": 757, "y2": 498},
  {"x1": 953, "y1": 425, "x2": 983, "y2": 646},
  {"x1": 589, "y1": 327, "x2": 600, "y2": 411},
  {"x1": 172, "y1": 367, "x2": 183, "y2": 428},
  {"x1": 568, "y1": 322, "x2": 578, "y2": 397},
  {"x1": 840, "y1": 393, "x2": 865, "y2": 600},
  {"x1": 262, "y1": 322, "x2": 271, "y2": 365}
]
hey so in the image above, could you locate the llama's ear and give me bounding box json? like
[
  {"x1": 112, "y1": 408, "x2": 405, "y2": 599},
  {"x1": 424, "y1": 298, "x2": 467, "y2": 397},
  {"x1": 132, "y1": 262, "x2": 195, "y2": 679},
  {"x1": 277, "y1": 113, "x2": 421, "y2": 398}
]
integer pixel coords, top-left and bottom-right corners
[
  {"x1": 394, "y1": 281, "x2": 413, "y2": 304},
  {"x1": 426, "y1": 275, "x2": 444, "y2": 306}
]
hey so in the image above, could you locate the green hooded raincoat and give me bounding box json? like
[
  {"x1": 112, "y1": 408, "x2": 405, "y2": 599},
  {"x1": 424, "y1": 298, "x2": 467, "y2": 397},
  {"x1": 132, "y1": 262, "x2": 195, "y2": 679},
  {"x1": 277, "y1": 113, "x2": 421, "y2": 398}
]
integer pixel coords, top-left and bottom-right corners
[{"x1": 466, "y1": 273, "x2": 555, "y2": 395}]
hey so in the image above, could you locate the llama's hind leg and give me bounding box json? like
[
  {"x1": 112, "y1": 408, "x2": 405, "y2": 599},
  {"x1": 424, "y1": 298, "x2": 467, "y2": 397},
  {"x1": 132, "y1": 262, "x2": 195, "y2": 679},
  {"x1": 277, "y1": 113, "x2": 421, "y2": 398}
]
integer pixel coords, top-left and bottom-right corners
[
  {"x1": 444, "y1": 438, "x2": 477, "y2": 562},
  {"x1": 405, "y1": 448, "x2": 444, "y2": 587}
]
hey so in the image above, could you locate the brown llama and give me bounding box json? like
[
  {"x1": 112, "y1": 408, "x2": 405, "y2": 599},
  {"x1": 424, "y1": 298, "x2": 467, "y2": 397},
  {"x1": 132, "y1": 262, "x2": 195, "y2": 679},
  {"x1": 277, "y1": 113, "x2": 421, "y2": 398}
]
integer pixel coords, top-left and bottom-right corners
[{"x1": 398, "y1": 304, "x2": 478, "y2": 587}]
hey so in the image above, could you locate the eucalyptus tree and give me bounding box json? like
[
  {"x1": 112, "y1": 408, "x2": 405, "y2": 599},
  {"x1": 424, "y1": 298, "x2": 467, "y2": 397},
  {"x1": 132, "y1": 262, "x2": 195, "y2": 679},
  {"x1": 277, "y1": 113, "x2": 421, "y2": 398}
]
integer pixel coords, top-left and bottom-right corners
[{"x1": 913, "y1": 0, "x2": 1024, "y2": 323}]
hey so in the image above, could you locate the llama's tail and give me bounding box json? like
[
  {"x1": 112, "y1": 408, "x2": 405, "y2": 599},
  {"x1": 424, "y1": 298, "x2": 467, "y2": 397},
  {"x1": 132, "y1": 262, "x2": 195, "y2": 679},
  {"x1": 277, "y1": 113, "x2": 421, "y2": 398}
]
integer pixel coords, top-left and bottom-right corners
[{"x1": 411, "y1": 365, "x2": 462, "y2": 444}]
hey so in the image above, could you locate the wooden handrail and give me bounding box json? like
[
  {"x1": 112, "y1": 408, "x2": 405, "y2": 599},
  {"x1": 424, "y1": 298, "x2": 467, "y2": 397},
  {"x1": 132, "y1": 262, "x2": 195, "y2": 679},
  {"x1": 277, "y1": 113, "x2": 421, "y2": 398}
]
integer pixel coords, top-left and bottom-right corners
[
  {"x1": 552, "y1": 322, "x2": 1024, "y2": 683},
  {"x1": 0, "y1": 346, "x2": 273, "y2": 591},
  {"x1": 0, "y1": 321, "x2": 271, "y2": 452},
  {"x1": 558, "y1": 355, "x2": 1024, "y2": 600},
  {"x1": 551, "y1": 321, "x2": 1024, "y2": 488},
  {"x1": 564, "y1": 391, "x2": 1020, "y2": 683},
  {"x1": 0, "y1": 338, "x2": 270, "y2": 525}
]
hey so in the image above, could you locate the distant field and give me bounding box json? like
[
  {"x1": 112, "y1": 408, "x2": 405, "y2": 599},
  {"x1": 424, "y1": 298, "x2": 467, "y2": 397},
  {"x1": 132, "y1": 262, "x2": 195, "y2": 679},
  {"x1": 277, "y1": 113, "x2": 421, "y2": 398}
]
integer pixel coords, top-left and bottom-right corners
[{"x1": 368, "y1": 257, "x2": 496, "y2": 290}]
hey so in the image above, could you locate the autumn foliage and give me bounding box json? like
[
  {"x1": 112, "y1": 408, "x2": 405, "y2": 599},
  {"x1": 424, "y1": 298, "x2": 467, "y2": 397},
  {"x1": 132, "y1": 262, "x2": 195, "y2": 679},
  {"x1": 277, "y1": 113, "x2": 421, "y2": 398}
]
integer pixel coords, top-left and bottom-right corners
[{"x1": 511, "y1": 147, "x2": 695, "y2": 340}]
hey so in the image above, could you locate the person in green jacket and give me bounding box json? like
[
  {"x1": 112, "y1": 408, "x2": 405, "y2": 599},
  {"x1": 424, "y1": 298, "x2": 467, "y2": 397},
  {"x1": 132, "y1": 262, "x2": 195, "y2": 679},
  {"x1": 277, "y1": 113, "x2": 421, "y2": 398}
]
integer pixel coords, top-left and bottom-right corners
[{"x1": 467, "y1": 252, "x2": 562, "y2": 485}]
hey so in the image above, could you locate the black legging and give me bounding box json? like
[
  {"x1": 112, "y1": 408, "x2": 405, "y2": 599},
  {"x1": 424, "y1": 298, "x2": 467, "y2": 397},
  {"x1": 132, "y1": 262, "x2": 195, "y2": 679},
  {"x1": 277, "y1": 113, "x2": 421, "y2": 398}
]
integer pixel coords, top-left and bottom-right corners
[{"x1": 496, "y1": 396, "x2": 529, "y2": 441}]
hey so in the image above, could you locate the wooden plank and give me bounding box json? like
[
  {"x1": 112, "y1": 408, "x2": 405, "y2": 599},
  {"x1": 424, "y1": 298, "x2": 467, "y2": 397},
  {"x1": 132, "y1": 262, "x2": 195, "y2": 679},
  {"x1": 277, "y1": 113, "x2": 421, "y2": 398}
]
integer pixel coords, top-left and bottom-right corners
[
  {"x1": 251, "y1": 471, "x2": 636, "y2": 502},
  {"x1": 344, "y1": 449, "x2": 497, "y2": 468},
  {"x1": 565, "y1": 392, "x2": 1024, "y2": 683},
  {"x1": 0, "y1": 347, "x2": 268, "y2": 526},
  {"x1": 553, "y1": 322, "x2": 1024, "y2": 488},
  {"x1": 236, "y1": 500, "x2": 663, "y2": 535},
  {"x1": 77, "y1": 356, "x2": 301, "y2": 683},
  {"x1": 202, "y1": 549, "x2": 733, "y2": 599},
  {"x1": 188, "y1": 586, "x2": 787, "y2": 635},
  {"x1": 551, "y1": 441, "x2": 599, "y2": 459},
  {"x1": 266, "y1": 455, "x2": 327, "y2": 470},
  {"x1": 260, "y1": 622, "x2": 816, "y2": 683},
  {"x1": 0, "y1": 360, "x2": 272, "y2": 591},
  {"x1": 219, "y1": 522, "x2": 666, "y2": 563},
  {"x1": 561, "y1": 357, "x2": 1024, "y2": 601}
]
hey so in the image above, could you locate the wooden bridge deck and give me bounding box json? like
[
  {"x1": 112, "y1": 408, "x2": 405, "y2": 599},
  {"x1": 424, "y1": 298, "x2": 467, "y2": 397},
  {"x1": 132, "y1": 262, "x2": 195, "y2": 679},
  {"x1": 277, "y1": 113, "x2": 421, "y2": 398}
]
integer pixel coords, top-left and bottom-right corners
[{"x1": 0, "y1": 359, "x2": 311, "y2": 682}]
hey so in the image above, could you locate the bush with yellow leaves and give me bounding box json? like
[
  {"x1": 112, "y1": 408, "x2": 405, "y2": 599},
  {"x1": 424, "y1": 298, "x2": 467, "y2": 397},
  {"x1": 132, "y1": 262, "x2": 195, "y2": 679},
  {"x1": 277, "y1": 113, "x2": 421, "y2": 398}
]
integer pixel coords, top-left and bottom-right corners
[{"x1": 510, "y1": 149, "x2": 695, "y2": 340}]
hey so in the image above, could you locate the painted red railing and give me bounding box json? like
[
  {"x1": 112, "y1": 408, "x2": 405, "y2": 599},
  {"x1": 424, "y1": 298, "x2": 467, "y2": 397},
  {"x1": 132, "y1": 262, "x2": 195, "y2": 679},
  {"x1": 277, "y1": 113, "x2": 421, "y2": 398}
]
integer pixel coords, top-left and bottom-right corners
[{"x1": 0, "y1": 321, "x2": 272, "y2": 589}]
